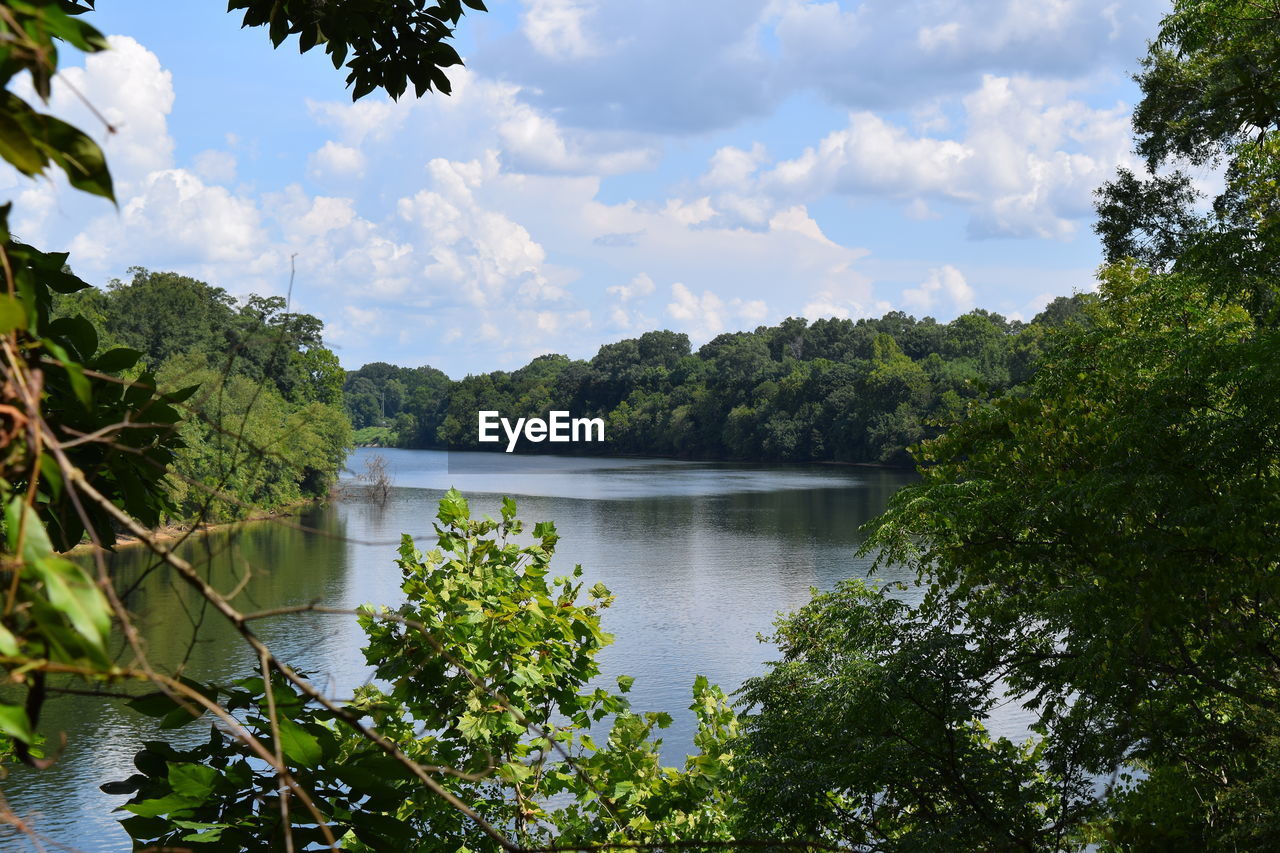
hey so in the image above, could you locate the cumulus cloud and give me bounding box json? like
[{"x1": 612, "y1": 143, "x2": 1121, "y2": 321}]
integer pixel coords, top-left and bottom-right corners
[
  {"x1": 192, "y1": 149, "x2": 237, "y2": 184},
  {"x1": 901, "y1": 265, "x2": 975, "y2": 314},
  {"x1": 396, "y1": 154, "x2": 564, "y2": 306},
  {"x1": 666, "y1": 282, "x2": 768, "y2": 340},
  {"x1": 70, "y1": 169, "x2": 267, "y2": 273},
  {"x1": 307, "y1": 68, "x2": 658, "y2": 179},
  {"x1": 47, "y1": 36, "x2": 176, "y2": 189},
  {"x1": 704, "y1": 143, "x2": 768, "y2": 189},
  {"x1": 606, "y1": 273, "x2": 657, "y2": 329},
  {"x1": 308, "y1": 141, "x2": 366, "y2": 179},
  {"x1": 801, "y1": 264, "x2": 883, "y2": 320},
  {"x1": 306, "y1": 98, "x2": 410, "y2": 146},
  {"x1": 706, "y1": 74, "x2": 1139, "y2": 238},
  {"x1": 607, "y1": 272, "x2": 656, "y2": 302},
  {"x1": 522, "y1": 0, "x2": 603, "y2": 60},
  {"x1": 4, "y1": 35, "x2": 176, "y2": 243},
  {"x1": 475, "y1": 0, "x2": 1164, "y2": 136},
  {"x1": 477, "y1": 0, "x2": 781, "y2": 134},
  {"x1": 773, "y1": 0, "x2": 1165, "y2": 110}
]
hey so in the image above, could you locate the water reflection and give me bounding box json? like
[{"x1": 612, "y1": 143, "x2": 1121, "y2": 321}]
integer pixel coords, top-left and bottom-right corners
[{"x1": 5, "y1": 449, "x2": 918, "y2": 852}]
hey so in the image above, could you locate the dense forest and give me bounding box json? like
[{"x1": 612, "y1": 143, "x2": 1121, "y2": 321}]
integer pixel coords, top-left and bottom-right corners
[
  {"x1": 345, "y1": 296, "x2": 1089, "y2": 464},
  {"x1": 53, "y1": 268, "x2": 351, "y2": 521}
]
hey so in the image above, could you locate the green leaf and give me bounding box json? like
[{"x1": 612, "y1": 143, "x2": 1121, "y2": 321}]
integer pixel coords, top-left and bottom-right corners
[
  {"x1": 0, "y1": 703, "x2": 33, "y2": 743},
  {"x1": 38, "y1": 453, "x2": 64, "y2": 501},
  {"x1": 126, "y1": 687, "x2": 208, "y2": 728},
  {"x1": 37, "y1": 5, "x2": 109, "y2": 53},
  {"x1": 40, "y1": 115, "x2": 115, "y2": 200},
  {"x1": 42, "y1": 339, "x2": 92, "y2": 408},
  {"x1": 167, "y1": 763, "x2": 219, "y2": 803},
  {"x1": 616, "y1": 674, "x2": 635, "y2": 693},
  {"x1": 100, "y1": 774, "x2": 145, "y2": 796},
  {"x1": 5, "y1": 497, "x2": 53, "y2": 563},
  {"x1": 33, "y1": 555, "x2": 111, "y2": 651},
  {"x1": 123, "y1": 792, "x2": 199, "y2": 819},
  {"x1": 176, "y1": 822, "x2": 228, "y2": 843},
  {"x1": 437, "y1": 488, "x2": 469, "y2": 525},
  {"x1": 0, "y1": 623, "x2": 19, "y2": 657},
  {"x1": 91, "y1": 347, "x2": 142, "y2": 374},
  {"x1": 47, "y1": 315, "x2": 98, "y2": 360},
  {"x1": 0, "y1": 106, "x2": 46, "y2": 176},
  {"x1": 276, "y1": 716, "x2": 323, "y2": 768},
  {"x1": 163, "y1": 383, "x2": 201, "y2": 405},
  {"x1": 0, "y1": 295, "x2": 27, "y2": 333}
]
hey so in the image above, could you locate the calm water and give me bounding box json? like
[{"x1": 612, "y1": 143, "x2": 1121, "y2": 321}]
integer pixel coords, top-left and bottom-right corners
[{"x1": 4, "y1": 449, "x2": 942, "y2": 851}]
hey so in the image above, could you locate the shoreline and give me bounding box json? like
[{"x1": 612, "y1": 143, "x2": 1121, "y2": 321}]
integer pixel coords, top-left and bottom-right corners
[
  {"x1": 67, "y1": 497, "x2": 328, "y2": 555},
  {"x1": 351, "y1": 444, "x2": 915, "y2": 472}
]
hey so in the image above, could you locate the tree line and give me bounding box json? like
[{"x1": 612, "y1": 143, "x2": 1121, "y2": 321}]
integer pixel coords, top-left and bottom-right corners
[
  {"x1": 346, "y1": 296, "x2": 1090, "y2": 465},
  {"x1": 53, "y1": 267, "x2": 351, "y2": 522}
]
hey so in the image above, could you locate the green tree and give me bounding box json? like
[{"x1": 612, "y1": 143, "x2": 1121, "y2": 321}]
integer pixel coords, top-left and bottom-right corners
[
  {"x1": 739, "y1": 3, "x2": 1280, "y2": 848},
  {"x1": 737, "y1": 580, "x2": 1095, "y2": 850},
  {"x1": 112, "y1": 492, "x2": 737, "y2": 849},
  {"x1": 0, "y1": 0, "x2": 190, "y2": 772},
  {"x1": 0, "y1": 0, "x2": 480, "y2": 826},
  {"x1": 1096, "y1": 0, "x2": 1280, "y2": 315}
]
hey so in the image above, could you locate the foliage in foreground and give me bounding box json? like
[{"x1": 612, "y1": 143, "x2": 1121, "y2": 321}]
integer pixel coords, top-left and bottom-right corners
[
  {"x1": 737, "y1": 263, "x2": 1280, "y2": 850},
  {"x1": 733, "y1": 3, "x2": 1280, "y2": 847},
  {"x1": 110, "y1": 490, "x2": 737, "y2": 849}
]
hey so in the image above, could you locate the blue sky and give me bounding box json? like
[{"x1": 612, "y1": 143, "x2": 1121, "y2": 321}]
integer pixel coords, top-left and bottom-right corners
[{"x1": 5, "y1": 0, "x2": 1170, "y2": 376}]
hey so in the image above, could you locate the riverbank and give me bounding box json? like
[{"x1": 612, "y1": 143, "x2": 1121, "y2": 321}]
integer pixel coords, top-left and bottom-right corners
[
  {"x1": 354, "y1": 443, "x2": 915, "y2": 471},
  {"x1": 66, "y1": 496, "x2": 329, "y2": 555}
]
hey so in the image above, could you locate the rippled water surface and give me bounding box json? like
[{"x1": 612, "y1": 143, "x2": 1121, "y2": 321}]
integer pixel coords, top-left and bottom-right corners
[{"x1": 5, "y1": 449, "x2": 942, "y2": 851}]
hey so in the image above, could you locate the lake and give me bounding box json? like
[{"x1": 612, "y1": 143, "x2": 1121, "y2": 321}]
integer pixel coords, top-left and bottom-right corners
[{"x1": 5, "y1": 448, "x2": 934, "y2": 851}]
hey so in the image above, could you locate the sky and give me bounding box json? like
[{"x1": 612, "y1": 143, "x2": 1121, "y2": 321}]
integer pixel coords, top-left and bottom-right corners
[{"x1": 3, "y1": 0, "x2": 1171, "y2": 376}]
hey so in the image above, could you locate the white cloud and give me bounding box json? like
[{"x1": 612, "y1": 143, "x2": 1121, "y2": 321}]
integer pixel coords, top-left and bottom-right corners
[
  {"x1": 192, "y1": 149, "x2": 237, "y2": 184},
  {"x1": 306, "y1": 98, "x2": 410, "y2": 146},
  {"x1": 496, "y1": 93, "x2": 657, "y2": 175},
  {"x1": 307, "y1": 69, "x2": 658, "y2": 179},
  {"x1": 71, "y1": 169, "x2": 266, "y2": 271},
  {"x1": 396, "y1": 154, "x2": 562, "y2": 306},
  {"x1": 607, "y1": 272, "x2": 656, "y2": 302},
  {"x1": 536, "y1": 308, "x2": 592, "y2": 335},
  {"x1": 734, "y1": 74, "x2": 1137, "y2": 238},
  {"x1": 270, "y1": 190, "x2": 359, "y2": 241},
  {"x1": 902, "y1": 264, "x2": 975, "y2": 313},
  {"x1": 479, "y1": 0, "x2": 781, "y2": 134},
  {"x1": 308, "y1": 141, "x2": 366, "y2": 179},
  {"x1": 772, "y1": 0, "x2": 1165, "y2": 111},
  {"x1": 768, "y1": 206, "x2": 836, "y2": 246},
  {"x1": 48, "y1": 36, "x2": 176, "y2": 190},
  {"x1": 704, "y1": 143, "x2": 767, "y2": 188},
  {"x1": 904, "y1": 198, "x2": 941, "y2": 220},
  {"x1": 605, "y1": 273, "x2": 657, "y2": 329},
  {"x1": 917, "y1": 21, "x2": 961, "y2": 51},
  {"x1": 522, "y1": 0, "x2": 603, "y2": 60},
  {"x1": 5, "y1": 34, "x2": 177, "y2": 243},
  {"x1": 801, "y1": 264, "x2": 883, "y2": 320},
  {"x1": 666, "y1": 282, "x2": 768, "y2": 340},
  {"x1": 662, "y1": 197, "x2": 716, "y2": 227}
]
